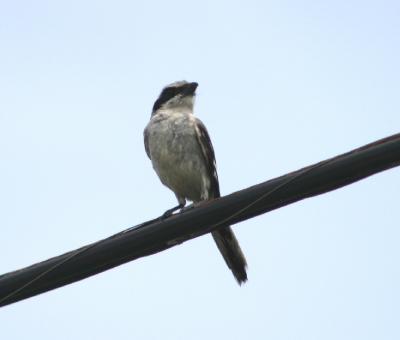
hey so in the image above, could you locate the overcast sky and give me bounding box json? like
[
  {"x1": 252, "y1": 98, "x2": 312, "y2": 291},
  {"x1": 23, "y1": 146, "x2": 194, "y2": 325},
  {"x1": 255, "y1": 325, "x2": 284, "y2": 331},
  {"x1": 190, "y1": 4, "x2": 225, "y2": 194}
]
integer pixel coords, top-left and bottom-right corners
[{"x1": 1, "y1": 1, "x2": 399, "y2": 339}]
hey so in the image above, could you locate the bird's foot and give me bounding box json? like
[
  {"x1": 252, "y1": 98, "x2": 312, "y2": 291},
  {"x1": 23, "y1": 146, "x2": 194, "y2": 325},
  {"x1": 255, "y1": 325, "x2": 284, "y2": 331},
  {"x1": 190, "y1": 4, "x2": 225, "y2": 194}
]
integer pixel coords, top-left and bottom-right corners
[
  {"x1": 179, "y1": 203, "x2": 194, "y2": 213},
  {"x1": 161, "y1": 203, "x2": 185, "y2": 219}
]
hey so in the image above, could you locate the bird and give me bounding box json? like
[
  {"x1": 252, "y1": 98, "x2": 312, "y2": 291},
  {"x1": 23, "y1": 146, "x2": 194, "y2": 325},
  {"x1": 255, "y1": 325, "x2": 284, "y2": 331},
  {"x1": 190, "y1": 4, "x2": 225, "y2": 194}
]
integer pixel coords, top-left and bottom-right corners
[{"x1": 143, "y1": 80, "x2": 248, "y2": 284}]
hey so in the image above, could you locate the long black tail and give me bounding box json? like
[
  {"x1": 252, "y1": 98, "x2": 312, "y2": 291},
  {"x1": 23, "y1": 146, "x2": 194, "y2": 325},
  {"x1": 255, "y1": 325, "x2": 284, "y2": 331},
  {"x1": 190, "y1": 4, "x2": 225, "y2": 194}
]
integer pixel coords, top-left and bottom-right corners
[{"x1": 212, "y1": 226, "x2": 248, "y2": 284}]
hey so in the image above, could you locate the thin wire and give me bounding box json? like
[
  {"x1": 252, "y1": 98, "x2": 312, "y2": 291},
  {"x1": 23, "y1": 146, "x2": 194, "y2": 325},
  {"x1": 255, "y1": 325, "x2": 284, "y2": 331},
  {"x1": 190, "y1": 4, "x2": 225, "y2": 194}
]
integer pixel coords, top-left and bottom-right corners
[
  {"x1": 0, "y1": 242, "x2": 99, "y2": 305},
  {"x1": 0, "y1": 157, "x2": 331, "y2": 306},
  {"x1": 0, "y1": 217, "x2": 161, "y2": 306},
  {"x1": 207, "y1": 158, "x2": 329, "y2": 231}
]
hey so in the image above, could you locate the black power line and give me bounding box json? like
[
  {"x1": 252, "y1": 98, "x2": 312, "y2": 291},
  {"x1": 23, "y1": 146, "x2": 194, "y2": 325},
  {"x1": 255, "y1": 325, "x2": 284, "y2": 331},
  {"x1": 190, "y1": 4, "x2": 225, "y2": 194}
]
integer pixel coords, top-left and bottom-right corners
[{"x1": 0, "y1": 133, "x2": 399, "y2": 308}]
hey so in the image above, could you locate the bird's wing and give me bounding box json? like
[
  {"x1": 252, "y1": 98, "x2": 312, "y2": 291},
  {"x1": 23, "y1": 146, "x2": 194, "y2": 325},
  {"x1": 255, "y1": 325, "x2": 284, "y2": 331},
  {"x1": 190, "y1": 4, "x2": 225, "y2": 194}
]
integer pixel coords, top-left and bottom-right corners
[
  {"x1": 195, "y1": 118, "x2": 247, "y2": 283},
  {"x1": 194, "y1": 118, "x2": 220, "y2": 198},
  {"x1": 143, "y1": 127, "x2": 151, "y2": 159}
]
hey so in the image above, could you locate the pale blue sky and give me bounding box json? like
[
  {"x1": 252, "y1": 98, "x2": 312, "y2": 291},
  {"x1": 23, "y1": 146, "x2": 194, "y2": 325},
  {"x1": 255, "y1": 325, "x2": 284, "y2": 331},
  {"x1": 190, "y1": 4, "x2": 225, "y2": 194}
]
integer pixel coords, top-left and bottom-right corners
[{"x1": 1, "y1": 1, "x2": 399, "y2": 339}]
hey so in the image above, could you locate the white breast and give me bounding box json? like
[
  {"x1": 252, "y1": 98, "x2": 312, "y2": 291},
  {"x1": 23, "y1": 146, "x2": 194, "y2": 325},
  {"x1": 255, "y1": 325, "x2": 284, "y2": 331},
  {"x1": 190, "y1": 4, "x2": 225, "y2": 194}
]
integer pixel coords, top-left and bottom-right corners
[{"x1": 145, "y1": 112, "x2": 210, "y2": 202}]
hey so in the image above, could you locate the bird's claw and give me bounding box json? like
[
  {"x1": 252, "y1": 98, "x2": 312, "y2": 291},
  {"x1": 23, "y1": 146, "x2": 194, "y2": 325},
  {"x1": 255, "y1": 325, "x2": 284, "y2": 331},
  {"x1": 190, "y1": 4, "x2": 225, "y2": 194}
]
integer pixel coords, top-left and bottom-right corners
[
  {"x1": 179, "y1": 204, "x2": 194, "y2": 213},
  {"x1": 160, "y1": 203, "x2": 185, "y2": 220}
]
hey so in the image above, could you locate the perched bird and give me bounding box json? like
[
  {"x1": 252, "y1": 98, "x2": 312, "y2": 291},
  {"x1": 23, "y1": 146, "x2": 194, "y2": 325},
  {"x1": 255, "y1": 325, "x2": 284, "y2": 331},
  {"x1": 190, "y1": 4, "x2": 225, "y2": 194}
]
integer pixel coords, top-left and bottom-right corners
[{"x1": 144, "y1": 81, "x2": 247, "y2": 284}]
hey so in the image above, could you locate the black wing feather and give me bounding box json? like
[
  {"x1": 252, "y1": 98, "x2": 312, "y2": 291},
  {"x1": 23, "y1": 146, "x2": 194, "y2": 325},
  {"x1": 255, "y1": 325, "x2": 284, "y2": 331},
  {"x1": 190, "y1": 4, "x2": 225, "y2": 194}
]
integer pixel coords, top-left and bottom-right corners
[{"x1": 194, "y1": 118, "x2": 220, "y2": 198}]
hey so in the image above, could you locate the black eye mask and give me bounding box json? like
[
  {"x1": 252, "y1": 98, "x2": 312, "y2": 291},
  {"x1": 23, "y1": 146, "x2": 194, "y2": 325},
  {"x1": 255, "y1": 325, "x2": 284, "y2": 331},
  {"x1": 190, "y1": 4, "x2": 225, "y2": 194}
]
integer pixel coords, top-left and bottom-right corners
[{"x1": 152, "y1": 87, "x2": 180, "y2": 113}]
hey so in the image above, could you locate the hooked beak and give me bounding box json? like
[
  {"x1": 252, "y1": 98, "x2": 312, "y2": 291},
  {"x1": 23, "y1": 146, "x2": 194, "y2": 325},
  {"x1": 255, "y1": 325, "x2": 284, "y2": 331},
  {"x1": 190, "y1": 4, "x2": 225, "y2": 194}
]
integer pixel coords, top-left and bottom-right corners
[{"x1": 183, "y1": 82, "x2": 198, "y2": 95}]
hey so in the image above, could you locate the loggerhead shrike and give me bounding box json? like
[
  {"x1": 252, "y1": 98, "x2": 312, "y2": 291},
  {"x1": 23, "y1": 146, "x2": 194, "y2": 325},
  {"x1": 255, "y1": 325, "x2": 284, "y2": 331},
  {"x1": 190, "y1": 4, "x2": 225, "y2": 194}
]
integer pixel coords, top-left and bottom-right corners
[{"x1": 144, "y1": 80, "x2": 247, "y2": 284}]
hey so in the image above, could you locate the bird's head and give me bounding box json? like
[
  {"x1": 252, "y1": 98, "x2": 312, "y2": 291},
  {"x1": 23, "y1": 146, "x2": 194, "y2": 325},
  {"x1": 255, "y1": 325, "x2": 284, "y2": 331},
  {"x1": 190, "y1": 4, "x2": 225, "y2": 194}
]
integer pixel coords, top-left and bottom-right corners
[{"x1": 152, "y1": 80, "x2": 198, "y2": 115}]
